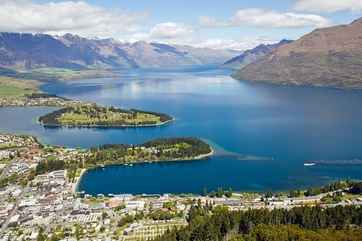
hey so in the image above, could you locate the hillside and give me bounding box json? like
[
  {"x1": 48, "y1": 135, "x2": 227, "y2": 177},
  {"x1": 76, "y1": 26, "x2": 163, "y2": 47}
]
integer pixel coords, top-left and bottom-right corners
[
  {"x1": 234, "y1": 18, "x2": 362, "y2": 89},
  {"x1": 0, "y1": 33, "x2": 239, "y2": 71},
  {"x1": 224, "y1": 39, "x2": 292, "y2": 69}
]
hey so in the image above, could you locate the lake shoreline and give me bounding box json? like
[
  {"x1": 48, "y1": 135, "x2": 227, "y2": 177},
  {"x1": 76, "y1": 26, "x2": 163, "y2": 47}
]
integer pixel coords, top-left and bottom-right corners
[
  {"x1": 73, "y1": 168, "x2": 87, "y2": 193},
  {"x1": 75, "y1": 148, "x2": 214, "y2": 194}
]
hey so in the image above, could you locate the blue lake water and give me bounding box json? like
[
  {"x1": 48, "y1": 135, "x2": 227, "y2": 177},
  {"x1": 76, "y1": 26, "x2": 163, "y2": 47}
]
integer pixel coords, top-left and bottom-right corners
[{"x1": 1, "y1": 68, "x2": 362, "y2": 194}]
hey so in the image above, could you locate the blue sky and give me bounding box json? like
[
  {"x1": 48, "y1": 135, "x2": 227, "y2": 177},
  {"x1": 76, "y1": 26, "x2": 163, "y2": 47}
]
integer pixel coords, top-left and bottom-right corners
[{"x1": 3, "y1": 0, "x2": 362, "y2": 50}]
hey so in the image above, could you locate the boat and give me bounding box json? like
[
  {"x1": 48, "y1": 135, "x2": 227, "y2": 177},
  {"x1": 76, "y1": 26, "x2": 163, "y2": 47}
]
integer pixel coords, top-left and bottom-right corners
[{"x1": 304, "y1": 162, "x2": 316, "y2": 166}]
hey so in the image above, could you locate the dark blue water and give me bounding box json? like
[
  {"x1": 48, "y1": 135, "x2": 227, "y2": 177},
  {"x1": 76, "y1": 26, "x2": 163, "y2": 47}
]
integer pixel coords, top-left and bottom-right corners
[{"x1": 1, "y1": 68, "x2": 362, "y2": 194}]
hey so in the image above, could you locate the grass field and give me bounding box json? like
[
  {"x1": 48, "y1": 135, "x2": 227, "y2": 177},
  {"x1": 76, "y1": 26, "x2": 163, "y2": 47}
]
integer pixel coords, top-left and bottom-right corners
[
  {"x1": 39, "y1": 105, "x2": 169, "y2": 127},
  {"x1": 21, "y1": 67, "x2": 116, "y2": 81},
  {"x1": 0, "y1": 76, "x2": 39, "y2": 97},
  {"x1": 59, "y1": 111, "x2": 162, "y2": 125}
]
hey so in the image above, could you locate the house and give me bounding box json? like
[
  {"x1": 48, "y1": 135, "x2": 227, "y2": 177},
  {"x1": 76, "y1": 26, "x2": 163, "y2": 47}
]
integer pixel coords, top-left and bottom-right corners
[{"x1": 125, "y1": 201, "x2": 145, "y2": 211}]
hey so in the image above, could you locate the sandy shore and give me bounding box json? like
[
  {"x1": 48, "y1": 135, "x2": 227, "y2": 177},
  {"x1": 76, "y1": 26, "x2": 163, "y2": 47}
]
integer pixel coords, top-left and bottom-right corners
[
  {"x1": 173, "y1": 148, "x2": 215, "y2": 161},
  {"x1": 194, "y1": 148, "x2": 215, "y2": 160},
  {"x1": 72, "y1": 168, "x2": 86, "y2": 193}
]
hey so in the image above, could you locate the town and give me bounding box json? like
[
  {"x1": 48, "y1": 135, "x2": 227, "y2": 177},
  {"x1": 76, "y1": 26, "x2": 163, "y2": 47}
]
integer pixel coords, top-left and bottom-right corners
[
  {"x1": 0, "y1": 93, "x2": 82, "y2": 108},
  {"x1": 0, "y1": 134, "x2": 361, "y2": 241}
]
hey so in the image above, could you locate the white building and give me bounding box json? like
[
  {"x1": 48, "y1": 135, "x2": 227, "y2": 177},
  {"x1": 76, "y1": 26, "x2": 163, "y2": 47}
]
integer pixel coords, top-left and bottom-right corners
[{"x1": 125, "y1": 201, "x2": 145, "y2": 211}]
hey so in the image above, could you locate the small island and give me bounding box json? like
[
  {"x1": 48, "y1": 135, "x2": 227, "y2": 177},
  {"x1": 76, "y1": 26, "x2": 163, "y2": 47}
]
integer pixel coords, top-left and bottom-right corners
[
  {"x1": 87, "y1": 137, "x2": 214, "y2": 167},
  {"x1": 0, "y1": 76, "x2": 174, "y2": 128},
  {"x1": 38, "y1": 104, "x2": 173, "y2": 128}
]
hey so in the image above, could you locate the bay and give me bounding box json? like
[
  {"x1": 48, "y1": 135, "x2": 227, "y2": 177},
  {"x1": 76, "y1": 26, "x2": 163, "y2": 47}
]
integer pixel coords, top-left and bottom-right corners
[{"x1": 1, "y1": 68, "x2": 362, "y2": 194}]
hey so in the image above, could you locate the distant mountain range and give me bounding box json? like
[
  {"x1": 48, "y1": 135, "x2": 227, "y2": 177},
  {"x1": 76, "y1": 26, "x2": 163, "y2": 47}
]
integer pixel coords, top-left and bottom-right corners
[
  {"x1": 233, "y1": 17, "x2": 362, "y2": 89},
  {"x1": 223, "y1": 40, "x2": 292, "y2": 69},
  {"x1": 0, "y1": 33, "x2": 239, "y2": 71}
]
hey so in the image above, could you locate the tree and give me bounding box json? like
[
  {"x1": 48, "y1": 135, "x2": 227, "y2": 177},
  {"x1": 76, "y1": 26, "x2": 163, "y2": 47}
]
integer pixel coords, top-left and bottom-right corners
[
  {"x1": 37, "y1": 227, "x2": 47, "y2": 241},
  {"x1": 225, "y1": 188, "x2": 233, "y2": 198},
  {"x1": 74, "y1": 224, "x2": 83, "y2": 240},
  {"x1": 288, "y1": 190, "x2": 301, "y2": 198},
  {"x1": 350, "y1": 182, "x2": 362, "y2": 194}
]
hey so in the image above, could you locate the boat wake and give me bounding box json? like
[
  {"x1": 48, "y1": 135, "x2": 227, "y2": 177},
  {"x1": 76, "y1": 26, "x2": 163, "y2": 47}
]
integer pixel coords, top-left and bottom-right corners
[{"x1": 305, "y1": 159, "x2": 362, "y2": 166}]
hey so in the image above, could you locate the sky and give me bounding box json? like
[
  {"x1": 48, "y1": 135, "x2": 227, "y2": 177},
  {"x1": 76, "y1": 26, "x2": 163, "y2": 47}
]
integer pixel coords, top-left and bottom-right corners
[{"x1": 1, "y1": 0, "x2": 362, "y2": 50}]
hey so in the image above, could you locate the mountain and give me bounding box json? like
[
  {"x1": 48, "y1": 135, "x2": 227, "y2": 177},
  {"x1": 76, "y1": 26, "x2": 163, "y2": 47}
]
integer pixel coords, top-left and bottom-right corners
[
  {"x1": 0, "y1": 32, "x2": 239, "y2": 70},
  {"x1": 234, "y1": 18, "x2": 362, "y2": 89},
  {"x1": 223, "y1": 39, "x2": 292, "y2": 69}
]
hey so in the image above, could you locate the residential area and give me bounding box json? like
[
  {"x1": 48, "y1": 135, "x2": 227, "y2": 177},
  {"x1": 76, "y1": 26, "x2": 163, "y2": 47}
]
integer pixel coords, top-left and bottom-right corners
[{"x1": 0, "y1": 93, "x2": 82, "y2": 108}]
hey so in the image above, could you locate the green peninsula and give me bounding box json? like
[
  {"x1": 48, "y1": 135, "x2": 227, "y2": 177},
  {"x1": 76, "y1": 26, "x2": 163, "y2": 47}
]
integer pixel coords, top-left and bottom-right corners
[
  {"x1": 38, "y1": 104, "x2": 173, "y2": 128},
  {"x1": 29, "y1": 137, "x2": 213, "y2": 180},
  {"x1": 87, "y1": 137, "x2": 214, "y2": 167}
]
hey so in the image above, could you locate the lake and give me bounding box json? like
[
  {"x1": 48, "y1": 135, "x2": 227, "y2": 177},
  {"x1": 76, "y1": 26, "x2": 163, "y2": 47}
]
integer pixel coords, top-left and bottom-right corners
[{"x1": 1, "y1": 67, "x2": 362, "y2": 194}]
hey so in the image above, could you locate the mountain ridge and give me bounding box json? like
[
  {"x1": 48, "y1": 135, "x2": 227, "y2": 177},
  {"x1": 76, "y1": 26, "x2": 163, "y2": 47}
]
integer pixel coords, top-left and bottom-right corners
[
  {"x1": 0, "y1": 32, "x2": 240, "y2": 71},
  {"x1": 233, "y1": 17, "x2": 362, "y2": 89},
  {"x1": 223, "y1": 39, "x2": 292, "y2": 69}
]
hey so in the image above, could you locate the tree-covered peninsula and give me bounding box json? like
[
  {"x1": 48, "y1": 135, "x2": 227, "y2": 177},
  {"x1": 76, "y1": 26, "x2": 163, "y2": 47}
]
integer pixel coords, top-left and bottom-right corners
[
  {"x1": 30, "y1": 137, "x2": 213, "y2": 182},
  {"x1": 87, "y1": 137, "x2": 213, "y2": 167},
  {"x1": 38, "y1": 104, "x2": 173, "y2": 128}
]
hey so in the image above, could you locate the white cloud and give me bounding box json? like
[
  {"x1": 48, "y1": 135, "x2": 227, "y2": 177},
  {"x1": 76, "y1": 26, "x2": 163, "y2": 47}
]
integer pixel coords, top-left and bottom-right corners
[
  {"x1": 0, "y1": 0, "x2": 146, "y2": 38},
  {"x1": 294, "y1": 0, "x2": 362, "y2": 13},
  {"x1": 193, "y1": 37, "x2": 279, "y2": 51},
  {"x1": 121, "y1": 22, "x2": 194, "y2": 44},
  {"x1": 0, "y1": 1, "x2": 329, "y2": 51},
  {"x1": 199, "y1": 16, "x2": 228, "y2": 28},
  {"x1": 200, "y1": 8, "x2": 330, "y2": 29},
  {"x1": 128, "y1": 23, "x2": 279, "y2": 50},
  {"x1": 149, "y1": 22, "x2": 193, "y2": 39}
]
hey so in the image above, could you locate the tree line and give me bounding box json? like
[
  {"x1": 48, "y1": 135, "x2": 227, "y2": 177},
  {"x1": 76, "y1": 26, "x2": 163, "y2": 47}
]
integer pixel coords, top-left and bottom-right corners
[
  {"x1": 230, "y1": 224, "x2": 362, "y2": 241},
  {"x1": 35, "y1": 159, "x2": 65, "y2": 175},
  {"x1": 155, "y1": 201, "x2": 362, "y2": 241},
  {"x1": 86, "y1": 138, "x2": 212, "y2": 166}
]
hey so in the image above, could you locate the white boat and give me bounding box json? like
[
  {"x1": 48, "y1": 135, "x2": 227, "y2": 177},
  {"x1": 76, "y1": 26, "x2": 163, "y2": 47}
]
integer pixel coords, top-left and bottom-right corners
[{"x1": 304, "y1": 162, "x2": 316, "y2": 166}]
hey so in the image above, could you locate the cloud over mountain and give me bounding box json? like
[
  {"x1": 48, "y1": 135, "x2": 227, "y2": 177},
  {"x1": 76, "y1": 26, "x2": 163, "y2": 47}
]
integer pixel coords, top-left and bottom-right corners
[
  {"x1": 150, "y1": 22, "x2": 194, "y2": 39},
  {"x1": 294, "y1": 0, "x2": 362, "y2": 13},
  {"x1": 200, "y1": 8, "x2": 330, "y2": 28}
]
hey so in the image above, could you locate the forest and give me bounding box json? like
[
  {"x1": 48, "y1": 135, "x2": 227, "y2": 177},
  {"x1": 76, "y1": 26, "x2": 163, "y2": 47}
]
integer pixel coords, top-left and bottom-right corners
[
  {"x1": 35, "y1": 159, "x2": 66, "y2": 175},
  {"x1": 86, "y1": 137, "x2": 213, "y2": 167},
  {"x1": 155, "y1": 201, "x2": 362, "y2": 241}
]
